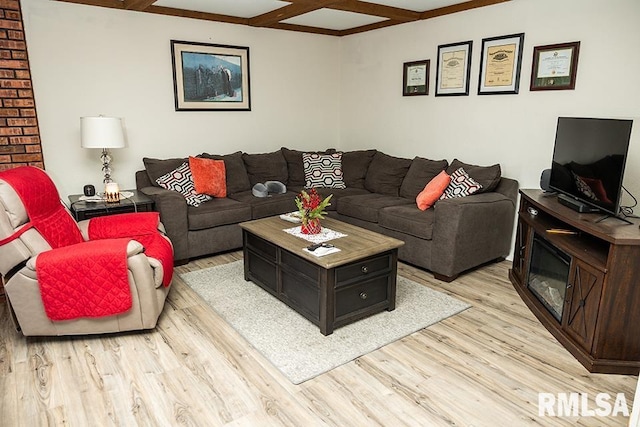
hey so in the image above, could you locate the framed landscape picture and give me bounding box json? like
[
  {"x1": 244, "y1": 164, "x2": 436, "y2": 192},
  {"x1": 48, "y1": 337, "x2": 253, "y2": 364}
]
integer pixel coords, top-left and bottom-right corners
[
  {"x1": 478, "y1": 33, "x2": 525, "y2": 95},
  {"x1": 171, "y1": 40, "x2": 251, "y2": 111}
]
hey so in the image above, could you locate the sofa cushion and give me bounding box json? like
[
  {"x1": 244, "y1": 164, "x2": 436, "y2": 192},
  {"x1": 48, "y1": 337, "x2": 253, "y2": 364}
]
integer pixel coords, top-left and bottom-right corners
[
  {"x1": 143, "y1": 157, "x2": 187, "y2": 185},
  {"x1": 187, "y1": 197, "x2": 252, "y2": 231},
  {"x1": 189, "y1": 156, "x2": 226, "y2": 197},
  {"x1": 228, "y1": 190, "x2": 298, "y2": 219},
  {"x1": 337, "y1": 193, "x2": 413, "y2": 223},
  {"x1": 303, "y1": 152, "x2": 346, "y2": 189},
  {"x1": 155, "y1": 162, "x2": 212, "y2": 207},
  {"x1": 440, "y1": 167, "x2": 482, "y2": 199},
  {"x1": 447, "y1": 159, "x2": 501, "y2": 193},
  {"x1": 378, "y1": 204, "x2": 436, "y2": 240},
  {"x1": 199, "y1": 151, "x2": 251, "y2": 195},
  {"x1": 342, "y1": 149, "x2": 377, "y2": 188},
  {"x1": 364, "y1": 152, "x2": 412, "y2": 196},
  {"x1": 399, "y1": 157, "x2": 449, "y2": 199},
  {"x1": 242, "y1": 150, "x2": 288, "y2": 186},
  {"x1": 416, "y1": 170, "x2": 451, "y2": 210},
  {"x1": 281, "y1": 147, "x2": 336, "y2": 187}
]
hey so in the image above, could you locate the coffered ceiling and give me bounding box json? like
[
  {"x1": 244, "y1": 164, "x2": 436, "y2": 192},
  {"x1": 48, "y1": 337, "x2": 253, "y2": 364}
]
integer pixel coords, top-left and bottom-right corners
[{"x1": 55, "y1": 0, "x2": 511, "y2": 36}]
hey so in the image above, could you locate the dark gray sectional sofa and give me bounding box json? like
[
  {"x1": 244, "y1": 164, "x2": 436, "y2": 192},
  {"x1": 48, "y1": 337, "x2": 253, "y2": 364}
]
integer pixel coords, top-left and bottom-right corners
[{"x1": 135, "y1": 148, "x2": 518, "y2": 281}]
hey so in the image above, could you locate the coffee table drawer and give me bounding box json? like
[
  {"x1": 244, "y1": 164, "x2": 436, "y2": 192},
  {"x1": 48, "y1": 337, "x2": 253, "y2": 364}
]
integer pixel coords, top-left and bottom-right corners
[
  {"x1": 335, "y1": 276, "x2": 389, "y2": 317},
  {"x1": 246, "y1": 251, "x2": 277, "y2": 293},
  {"x1": 246, "y1": 234, "x2": 276, "y2": 261},
  {"x1": 336, "y1": 253, "x2": 392, "y2": 286}
]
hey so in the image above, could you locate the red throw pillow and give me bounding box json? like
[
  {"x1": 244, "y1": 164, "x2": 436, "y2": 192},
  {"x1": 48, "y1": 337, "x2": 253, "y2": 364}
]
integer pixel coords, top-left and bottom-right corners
[
  {"x1": 416, "y1": 170, "x2": 450, "y2": 210},
  {"x1": 189, "y1": 156, "x2": 226, "y2": 198}
]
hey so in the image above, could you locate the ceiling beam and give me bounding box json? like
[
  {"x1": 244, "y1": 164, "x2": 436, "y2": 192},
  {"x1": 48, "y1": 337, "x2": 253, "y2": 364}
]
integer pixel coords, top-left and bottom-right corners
[
  {"x1": 420, "y1": 0, "x2": 511, "y2": 19},
  {"x1": 249, "y1": 0, "x2": 344, "y2": 28},
  {"x1": 328, "y1": 0, "x2": 419, "y2": 22},
  {"x1": 145, "y1": 5, "x2": 249, "y2": 26},
  {"x1": 123, "y1": 0, "x2": 156, "y2": 11}
]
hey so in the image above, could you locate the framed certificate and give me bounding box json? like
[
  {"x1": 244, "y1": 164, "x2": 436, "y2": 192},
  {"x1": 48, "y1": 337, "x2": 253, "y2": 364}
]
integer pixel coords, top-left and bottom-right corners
[
  {"x1": 403, "y1": 60, "x2": 430, "y2": 96},
  {"x1": 436, "y1": 41, "x2": 472, "y2": 97},
  {"x1": 478, "y1": 33, "x2": 525, "y2": 95},
  {"x1": 530, "y1": 41, "x2": 580, "y2": 91}
]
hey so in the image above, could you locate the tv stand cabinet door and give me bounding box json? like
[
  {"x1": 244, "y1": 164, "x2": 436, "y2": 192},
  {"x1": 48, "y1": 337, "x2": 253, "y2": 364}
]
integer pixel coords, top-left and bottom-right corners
[{"x1": 563, "y1": 259, "x2": 604, "y2": 352}]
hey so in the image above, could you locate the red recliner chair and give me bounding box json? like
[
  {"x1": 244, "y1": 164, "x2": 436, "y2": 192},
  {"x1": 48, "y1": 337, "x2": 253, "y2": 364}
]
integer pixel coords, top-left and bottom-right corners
[{"x1": 0, "y1": 166, "x2": 173, "y2": 336}]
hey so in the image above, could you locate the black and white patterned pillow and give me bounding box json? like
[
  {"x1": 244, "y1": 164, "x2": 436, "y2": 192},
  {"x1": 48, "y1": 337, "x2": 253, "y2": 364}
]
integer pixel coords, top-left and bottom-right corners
[
  {"x1": 303, "y1": 152, "x2": 346, "y2": 189},
  {"x1": 440, "y1": 167, "x2": 483, "y2": 199},
  {"x1": 155, "y1": 162, "x2": 212, "y2": 207}
]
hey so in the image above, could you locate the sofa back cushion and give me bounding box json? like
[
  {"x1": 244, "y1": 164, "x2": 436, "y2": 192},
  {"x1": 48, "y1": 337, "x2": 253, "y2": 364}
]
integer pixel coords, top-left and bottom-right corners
[
  {"x1": 364, "y1": 152, "x2": 412, "y2": 196},
  {"x1": 199, "y1": 151, "x2": 251, "y2": 195},
  {"x1": 242, "y1": 150, "x2": 288, "y2": 186},
  {"x1": 143, "y1": 157, "x2": 187, "y2": 185},
  {"x1": 399, "y1": 157, "x2": 449, "y2": 199},
  {"x1": 342, "y1": 149, "x2": 377, "y2": 189},
  {"x1": 446, "y1": 159, "x2": 501, "y2": 193},
  {"x1": 281, "y1": 147, "x2": 336, "y2": 187}
]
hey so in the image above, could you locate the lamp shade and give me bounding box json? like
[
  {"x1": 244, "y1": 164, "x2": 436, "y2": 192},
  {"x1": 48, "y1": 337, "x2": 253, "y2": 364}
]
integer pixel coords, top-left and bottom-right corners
[{"x1": 80, "y1": 116, "x2": 126, "y2": 149}]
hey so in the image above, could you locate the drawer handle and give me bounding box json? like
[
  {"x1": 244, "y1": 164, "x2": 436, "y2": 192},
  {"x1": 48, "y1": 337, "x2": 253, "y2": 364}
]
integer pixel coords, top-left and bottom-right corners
[
  {"x1": 360, "y1": 292, "x2": 368, "y2": 300},
  {"x1": 361, "y1": 266, "x2": 369, "y2": 274}
]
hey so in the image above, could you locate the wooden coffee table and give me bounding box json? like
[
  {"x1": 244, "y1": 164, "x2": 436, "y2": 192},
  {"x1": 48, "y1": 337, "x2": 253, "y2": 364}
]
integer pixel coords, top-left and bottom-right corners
[{"x1": 239, "y1": 216, "x2": 404, "y2": 335}]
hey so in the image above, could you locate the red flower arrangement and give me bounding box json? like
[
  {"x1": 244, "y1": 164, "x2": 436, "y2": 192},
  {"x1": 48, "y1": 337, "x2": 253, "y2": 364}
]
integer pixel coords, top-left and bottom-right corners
[{"x1": 295, "y1": 188, "x2": 332, "y2": 234}]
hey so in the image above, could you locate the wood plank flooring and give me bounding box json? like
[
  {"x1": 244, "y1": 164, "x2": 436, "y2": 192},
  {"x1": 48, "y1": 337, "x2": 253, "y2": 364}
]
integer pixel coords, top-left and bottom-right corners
[{"x1": 0, "y1": 251, "x2": 636, "y2": 426}]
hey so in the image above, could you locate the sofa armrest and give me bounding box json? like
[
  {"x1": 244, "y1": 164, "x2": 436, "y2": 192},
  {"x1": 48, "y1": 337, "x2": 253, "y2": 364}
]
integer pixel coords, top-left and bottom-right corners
[
  {"x1": 431, "y1": 191, "x2": 517, "y2": 280},
  {"x1": 139, "y1": 186, "x2": 189, "y2": 261}
]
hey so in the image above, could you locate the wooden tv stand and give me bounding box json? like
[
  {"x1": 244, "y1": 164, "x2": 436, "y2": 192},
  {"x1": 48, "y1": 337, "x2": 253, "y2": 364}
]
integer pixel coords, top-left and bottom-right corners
[{"x1": 509, "y1": 189, "x2": 640, "y2": 374}]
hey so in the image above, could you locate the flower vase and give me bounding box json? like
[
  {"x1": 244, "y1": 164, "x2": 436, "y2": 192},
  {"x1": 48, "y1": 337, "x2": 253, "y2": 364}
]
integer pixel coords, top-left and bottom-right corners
[{"x1": 301, "y1": 218, "x2": 322, "y2": 235}]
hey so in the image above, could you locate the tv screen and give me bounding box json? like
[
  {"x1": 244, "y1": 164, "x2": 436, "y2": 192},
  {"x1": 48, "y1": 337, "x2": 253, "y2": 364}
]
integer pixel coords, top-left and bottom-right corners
[{"x1": 549, "y1": 117, "x2": 633, "y2": 216}]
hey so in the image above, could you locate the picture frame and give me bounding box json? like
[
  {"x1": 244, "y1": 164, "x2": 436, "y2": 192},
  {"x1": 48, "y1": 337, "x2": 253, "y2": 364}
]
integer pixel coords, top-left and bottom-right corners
[
  {"x1": 435, "y1": 40, "x2": 473, "y2": 97},
  {"x1": 403, "y1": 60, "x2": 430, "y2": 96},
  {"x1": 170, "y1": 40, "x2": 251, "y2": 111},
  {"x1": 530, "y1": 41, "x2": 580, "y2": 91},
  {"x1": 478, "y1": 33, "x2": 525, "y2": 95}
]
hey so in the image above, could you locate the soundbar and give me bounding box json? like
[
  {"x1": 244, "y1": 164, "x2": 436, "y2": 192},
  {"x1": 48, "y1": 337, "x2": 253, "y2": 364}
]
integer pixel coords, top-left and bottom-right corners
[{"x1": 557, "y1": 193, "x2": 600, "y2": 213}]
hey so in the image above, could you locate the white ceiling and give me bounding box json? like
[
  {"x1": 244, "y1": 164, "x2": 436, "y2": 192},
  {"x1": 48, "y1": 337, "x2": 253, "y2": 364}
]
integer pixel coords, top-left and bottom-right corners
[
  {"x1": 66, "y1": 0, "x2": 509, "y2": 36},
  {"x1": 148, "y1": 0, "x2": 476, "y2": 31}
]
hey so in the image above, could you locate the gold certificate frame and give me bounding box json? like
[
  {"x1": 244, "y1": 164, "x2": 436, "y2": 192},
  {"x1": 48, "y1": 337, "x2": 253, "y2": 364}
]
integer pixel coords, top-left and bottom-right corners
[
  {"x1": 403, "y1": 60, "x2": 430, "y2": 96},
  {"x1": 530, "y1": 41, "x2": 580, "y2": 91},
  {"x1": 436, "y1": 40, "x2": 473, "y2": 97},
  {"x1": 478, "y1": 33, "x2": 525, "y2": 95}
]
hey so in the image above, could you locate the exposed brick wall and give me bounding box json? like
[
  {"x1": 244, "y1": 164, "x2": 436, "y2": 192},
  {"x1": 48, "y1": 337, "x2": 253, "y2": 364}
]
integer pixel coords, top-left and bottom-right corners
[{"x1": 0, "y1": 0, "x2": 43, "y2": 172}]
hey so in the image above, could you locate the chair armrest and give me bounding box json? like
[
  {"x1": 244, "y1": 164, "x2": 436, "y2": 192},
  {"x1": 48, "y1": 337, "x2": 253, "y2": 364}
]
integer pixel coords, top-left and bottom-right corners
[
  {"x1": 139, "y1": 186, "x2": 189, "y2": 261},
  {"x1": 431, "y1": 192, "x2": 516, "y2": 278}
]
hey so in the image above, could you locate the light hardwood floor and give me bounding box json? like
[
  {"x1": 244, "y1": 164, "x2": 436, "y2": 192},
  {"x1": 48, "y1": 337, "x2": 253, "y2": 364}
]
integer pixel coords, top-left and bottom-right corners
[{"x1": 0, "y1": 251, "x2": 636, "y2": 426}]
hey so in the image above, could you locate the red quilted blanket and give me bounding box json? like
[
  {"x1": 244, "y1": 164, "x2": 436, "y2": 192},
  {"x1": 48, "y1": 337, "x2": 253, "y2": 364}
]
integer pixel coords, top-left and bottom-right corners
[
  {"x1": 88, "y1": 212, "x2": 174, "y2": 287},
  {"x1": 36, "y1": 238, "x2": 132, "y2": 321},
  {"x1": 0, "y1": 166, "x2": 83, "y2": 248}
]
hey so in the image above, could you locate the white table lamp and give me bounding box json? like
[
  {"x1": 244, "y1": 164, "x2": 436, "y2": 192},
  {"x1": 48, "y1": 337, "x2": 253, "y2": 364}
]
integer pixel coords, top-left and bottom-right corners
[{"x1": 80, "y1": 116, "x2": 125, "y2": 184}]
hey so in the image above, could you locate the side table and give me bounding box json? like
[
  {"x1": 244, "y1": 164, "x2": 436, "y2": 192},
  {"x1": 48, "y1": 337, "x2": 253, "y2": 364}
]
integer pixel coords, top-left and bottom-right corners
[{"x1": 68, "y1": 190, "x2": 155, "y2": 221}]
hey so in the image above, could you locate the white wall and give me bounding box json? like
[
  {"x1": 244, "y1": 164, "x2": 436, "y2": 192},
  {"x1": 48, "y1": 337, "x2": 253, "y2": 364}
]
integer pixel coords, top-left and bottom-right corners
[
  {"x1": 22, "y1": 0, "x2": 640, "y2": 211},
  {"x1": 21, "y1": 0, "x2": 341, "y2": 197},
  {"x1": 340, "y1": 0, "x2": 640, "y2": 208}
]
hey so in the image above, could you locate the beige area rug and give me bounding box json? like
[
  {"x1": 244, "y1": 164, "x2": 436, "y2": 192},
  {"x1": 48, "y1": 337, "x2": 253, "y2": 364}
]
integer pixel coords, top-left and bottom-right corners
[{"x1": 180, "y1": 260, "x2": 470, "y2": 384}]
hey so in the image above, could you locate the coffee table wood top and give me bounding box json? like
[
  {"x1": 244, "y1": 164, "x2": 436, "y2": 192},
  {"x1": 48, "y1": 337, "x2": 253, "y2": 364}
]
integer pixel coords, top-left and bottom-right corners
[{"x1": 239, "y1": 216, "x2": 404, "y2": 269}]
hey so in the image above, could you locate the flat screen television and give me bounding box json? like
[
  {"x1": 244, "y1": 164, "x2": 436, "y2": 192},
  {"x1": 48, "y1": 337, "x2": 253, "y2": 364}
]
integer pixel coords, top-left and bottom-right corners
[{"x1": 549, "y1": 117, "x2": 633, "y2": 216}]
